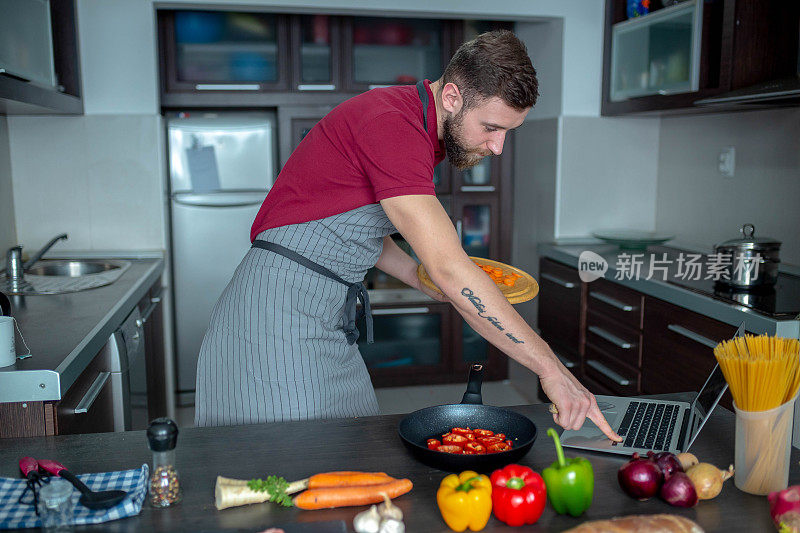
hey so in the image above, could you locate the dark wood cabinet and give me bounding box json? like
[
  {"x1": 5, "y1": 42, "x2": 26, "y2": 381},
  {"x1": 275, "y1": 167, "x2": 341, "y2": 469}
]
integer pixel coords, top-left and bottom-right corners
[
  {"x1": 642, "y1": 296, "x2": 736, "y2": 409},
  {"x1": 601, "y1": 0, "x2": 800, "y2": 115},
  {"x1": 158, "y1": 11, "x2": 291, "y2": 96},
  {"x1": 55, "y1": 348, "x2": 116, "y2": 435},
  {"x1": 0, "y1": 278, "x2": 166, "y2": 438},
  {"x1": 537, "y1": 258, "x2": 584, "y2": 374},
  {"x1": 0, "y1": 0, "x2": 82, "y2": 115},
  {"x1": 584, "y1": 276, "x2": 644, "y2": 396},
  {"x1": 537, "y1": 257, "x2": 741, "y2": 406},
  {"x1": 341, "y1": 17, "x2": 452, "y2": 93}
]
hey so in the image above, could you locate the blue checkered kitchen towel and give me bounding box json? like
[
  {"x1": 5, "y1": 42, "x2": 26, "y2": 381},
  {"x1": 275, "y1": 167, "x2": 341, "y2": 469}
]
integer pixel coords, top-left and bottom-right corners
[{"x1": 0, "y1": 464, "x2": 148, "y2": 530}]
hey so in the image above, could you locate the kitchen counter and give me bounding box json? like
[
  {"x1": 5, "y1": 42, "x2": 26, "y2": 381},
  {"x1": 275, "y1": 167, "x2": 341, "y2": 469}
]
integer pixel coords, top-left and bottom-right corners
[
  {"x1": 540, "y1": 243, "x2": 800, "y2": 337},
  {"x1": 0, "y1": 255, "x2": 164, "y2": 403},
  {"x1": 0, "y1": 397, "x2": 792, "y2": 532}
]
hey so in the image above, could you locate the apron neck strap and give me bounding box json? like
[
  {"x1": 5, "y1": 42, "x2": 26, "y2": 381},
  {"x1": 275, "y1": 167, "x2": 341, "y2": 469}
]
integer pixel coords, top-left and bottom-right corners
[{"x1": 416, "y1": 80, "x2": 429, "y2": 133}]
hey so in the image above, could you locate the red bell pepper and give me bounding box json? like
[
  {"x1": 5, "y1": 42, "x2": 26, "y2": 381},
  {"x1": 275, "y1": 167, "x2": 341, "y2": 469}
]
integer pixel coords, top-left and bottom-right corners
[{"x1": 489, "y1": 464, "x2": 546, "y2": 527}]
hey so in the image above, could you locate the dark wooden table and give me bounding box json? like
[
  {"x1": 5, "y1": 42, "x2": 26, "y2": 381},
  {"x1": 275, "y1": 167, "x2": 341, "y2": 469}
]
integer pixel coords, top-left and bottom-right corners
[{"x1": 1, "y1": 397, "x2": 796, "y2": 532}]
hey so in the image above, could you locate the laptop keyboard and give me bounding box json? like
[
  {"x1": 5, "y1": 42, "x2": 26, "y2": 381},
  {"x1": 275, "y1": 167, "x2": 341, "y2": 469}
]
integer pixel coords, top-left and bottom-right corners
[{"x1": 617, "y1": 401, "x2": 680, "y2": 450}]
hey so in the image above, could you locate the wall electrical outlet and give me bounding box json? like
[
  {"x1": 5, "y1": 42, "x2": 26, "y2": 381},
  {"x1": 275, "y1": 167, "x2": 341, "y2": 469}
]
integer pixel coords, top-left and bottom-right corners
[{"x1": 719, "y1": 146, "x2": 735, "y2": 178}]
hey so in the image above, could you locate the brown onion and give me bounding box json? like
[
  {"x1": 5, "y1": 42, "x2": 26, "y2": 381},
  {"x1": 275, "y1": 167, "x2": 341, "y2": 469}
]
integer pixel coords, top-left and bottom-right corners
[
  {"x1": 686, "y1": 463, "x2": 734, "y2": 500},
  {"x1": 676, "y1": 452, "x2": 699, "y2": 471}
]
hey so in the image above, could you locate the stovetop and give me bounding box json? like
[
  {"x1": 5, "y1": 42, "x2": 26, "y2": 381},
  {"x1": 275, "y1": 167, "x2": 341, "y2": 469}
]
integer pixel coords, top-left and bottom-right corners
[{"x1": 649, "y1": 246, "x2": 800, "y2": 319}]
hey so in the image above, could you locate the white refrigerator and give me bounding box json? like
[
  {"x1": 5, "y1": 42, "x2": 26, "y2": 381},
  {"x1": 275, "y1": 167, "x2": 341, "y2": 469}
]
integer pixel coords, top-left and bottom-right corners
[{"x1": 166, "y1": 112, "x2": 277, "y2": 403}]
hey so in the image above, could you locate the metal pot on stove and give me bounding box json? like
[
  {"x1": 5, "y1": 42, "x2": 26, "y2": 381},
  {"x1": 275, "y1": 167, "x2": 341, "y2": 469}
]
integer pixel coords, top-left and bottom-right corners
[{"x1": 714, "y1": 223, "x2": 780, "y2": 289}]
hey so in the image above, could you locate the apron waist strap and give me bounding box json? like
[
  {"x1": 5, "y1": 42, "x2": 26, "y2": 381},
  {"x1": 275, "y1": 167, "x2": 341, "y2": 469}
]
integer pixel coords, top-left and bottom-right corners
[{"x1": 251, "y1": 240, "x2": 373, "y2": 345}]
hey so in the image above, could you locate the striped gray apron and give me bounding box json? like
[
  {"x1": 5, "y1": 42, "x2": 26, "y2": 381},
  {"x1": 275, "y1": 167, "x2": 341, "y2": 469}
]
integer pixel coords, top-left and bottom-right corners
[{"x1": 194, "y1": 204, "x2": 397, "y2": 427}]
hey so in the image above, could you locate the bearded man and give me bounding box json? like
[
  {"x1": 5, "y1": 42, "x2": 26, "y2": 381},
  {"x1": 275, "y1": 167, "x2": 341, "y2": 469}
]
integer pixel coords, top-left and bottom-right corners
[{"x1": 194, "y1": 30, "x2": 620, "y2": 443}]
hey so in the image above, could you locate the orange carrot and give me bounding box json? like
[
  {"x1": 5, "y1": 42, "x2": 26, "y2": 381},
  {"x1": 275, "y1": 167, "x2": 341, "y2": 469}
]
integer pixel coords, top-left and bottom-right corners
[
  {"x1": 293, "y1": 478, "x2": 413, "y2": 510},
  {"x1": 307, "y1": 471, "x2": 394, "y2": 489}
]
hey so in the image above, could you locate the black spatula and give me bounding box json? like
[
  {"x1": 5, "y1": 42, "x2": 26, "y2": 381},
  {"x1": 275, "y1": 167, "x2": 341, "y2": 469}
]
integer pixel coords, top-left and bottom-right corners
[{"x1": 38, "y1": 459, "x2": 127, "y2": 510}]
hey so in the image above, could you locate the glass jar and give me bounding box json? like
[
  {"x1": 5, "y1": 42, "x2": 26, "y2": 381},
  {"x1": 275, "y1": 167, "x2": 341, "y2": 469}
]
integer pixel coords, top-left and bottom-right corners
[{"x1": 37, "y1": 478, "x2": 73, "y2": 529}]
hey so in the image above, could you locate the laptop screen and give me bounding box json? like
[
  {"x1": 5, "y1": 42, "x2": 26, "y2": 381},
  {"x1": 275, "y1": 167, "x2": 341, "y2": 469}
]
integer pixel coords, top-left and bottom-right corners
[{"x1": 692, "y1": 364, "x2": 728, "y2": 418}]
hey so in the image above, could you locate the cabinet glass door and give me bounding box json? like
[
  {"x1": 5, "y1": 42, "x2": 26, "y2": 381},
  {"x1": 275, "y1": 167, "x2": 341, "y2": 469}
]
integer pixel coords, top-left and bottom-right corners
[
  {"x1": 452, "y1": 156, "x2": 501, "y2": 193},
  {"x1": 357, "y1": 305, "x2": 450, "y2": 371},
  {"x1": 453, "y1": 195, "x2": 500, "y2": 260},
  {"x1": 462, "y1": 321, "x2": 488, "y2": 363},
  {"x1": 456, "y1": 319, "x2": 506, "y2": 380},
  {"x1": 345, "y1": 17, "x2": 445, "y2": 90},
  {"x1": 169, "y1": 11, "x2": 287, "y2": 91},
  {"x1": 610, "y1": 0, "x2": 702, "y2": 101},
  {"x1": 433, "y1": 161, "x2": 450, "y2": 194},
  {"x1": 295, "y1": 15, "x2": 339, "y2": 90}
]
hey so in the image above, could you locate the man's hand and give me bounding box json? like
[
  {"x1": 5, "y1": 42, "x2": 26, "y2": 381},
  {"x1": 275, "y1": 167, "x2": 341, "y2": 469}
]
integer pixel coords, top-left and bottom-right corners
[
  {"x1": 539, "y1": 366, "x2": 622, "y2": 442},
  {"x1": 416, "y1": 274, "x2": 450, "y2": 302}
]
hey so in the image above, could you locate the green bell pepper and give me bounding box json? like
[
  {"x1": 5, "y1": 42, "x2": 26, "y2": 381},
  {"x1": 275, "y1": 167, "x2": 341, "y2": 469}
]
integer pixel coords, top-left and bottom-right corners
[{"x1": 542, "y1": 428, "x2": 594, "y2": 517}]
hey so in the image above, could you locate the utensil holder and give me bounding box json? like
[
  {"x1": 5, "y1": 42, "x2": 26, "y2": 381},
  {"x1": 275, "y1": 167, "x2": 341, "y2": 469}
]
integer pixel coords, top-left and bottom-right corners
[{"x1": 734, "y1": 395, "x2": 798, "y2": 495}]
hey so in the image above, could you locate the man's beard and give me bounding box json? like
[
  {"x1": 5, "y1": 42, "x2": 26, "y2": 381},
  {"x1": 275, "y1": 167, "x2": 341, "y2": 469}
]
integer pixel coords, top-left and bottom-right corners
[{"x1": 442, "y1": 111, "x2": 487, "y2": 171}]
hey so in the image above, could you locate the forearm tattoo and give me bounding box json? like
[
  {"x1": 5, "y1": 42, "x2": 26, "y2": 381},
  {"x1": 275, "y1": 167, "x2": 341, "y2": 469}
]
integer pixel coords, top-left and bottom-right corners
[{"x1": 461, "y1": 288, "x2": 525, "y2": 344}]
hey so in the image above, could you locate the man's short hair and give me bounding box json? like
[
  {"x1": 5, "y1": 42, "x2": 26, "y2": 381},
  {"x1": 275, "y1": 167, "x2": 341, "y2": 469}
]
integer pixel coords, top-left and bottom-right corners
[{"x1": 441, "y1": 29, "x2": 538, "y2": 111}]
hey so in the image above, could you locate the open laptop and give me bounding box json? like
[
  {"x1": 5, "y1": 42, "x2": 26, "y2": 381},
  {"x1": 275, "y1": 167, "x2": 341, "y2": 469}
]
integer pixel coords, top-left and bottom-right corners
[{"x1": 559, "y1": 323, "x2": 744, "y2": 456}]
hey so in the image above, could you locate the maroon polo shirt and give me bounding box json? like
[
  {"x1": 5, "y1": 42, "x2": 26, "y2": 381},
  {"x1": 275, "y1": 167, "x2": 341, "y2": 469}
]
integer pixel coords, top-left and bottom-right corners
[{"x1": 250, "y1": 80, "x2": 445, "y2": 240}]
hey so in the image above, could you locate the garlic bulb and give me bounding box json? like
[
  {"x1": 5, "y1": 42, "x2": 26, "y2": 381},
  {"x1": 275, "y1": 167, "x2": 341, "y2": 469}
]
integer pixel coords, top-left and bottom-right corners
[
  {"x1": 378, "y1": 518, "x2": 405, "y2": 533},
  {"x1": 378, "y1": 492, "x2": 403, "y2": 521},
  {"x1": 353, "y1": 505, "x2": 381, "y2": 533}
]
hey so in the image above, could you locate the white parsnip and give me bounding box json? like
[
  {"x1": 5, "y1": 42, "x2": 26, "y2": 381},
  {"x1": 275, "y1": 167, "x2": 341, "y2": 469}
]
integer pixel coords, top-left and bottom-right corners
[{"x1": 214, "y1": 476, "x2": 308, "y2": 510}]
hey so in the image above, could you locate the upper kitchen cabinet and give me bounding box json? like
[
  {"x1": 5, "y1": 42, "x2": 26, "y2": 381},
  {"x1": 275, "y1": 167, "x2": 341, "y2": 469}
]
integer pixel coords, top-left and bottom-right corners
[
  {"x1": 292, "y1": 15, "x2": 341, "y2": 92},
  {"x1": 341, "y1": 17, "x2": 450, "y2": 91},
  {"x1": 0, "y1": 0, "x2": 82, "y2": 115},
  {"x1": 602, "y1": 0, "x2": 800, "y2": 115},
  {"x1": 158, "y1": 11, "x2": 290, "y2": 99}
]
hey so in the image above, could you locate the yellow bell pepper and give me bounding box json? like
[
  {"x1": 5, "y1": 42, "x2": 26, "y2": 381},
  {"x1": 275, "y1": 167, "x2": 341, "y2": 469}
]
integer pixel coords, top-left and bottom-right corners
[{"x1": 436, "y1": 470, "x2": 493, "y2": 532}]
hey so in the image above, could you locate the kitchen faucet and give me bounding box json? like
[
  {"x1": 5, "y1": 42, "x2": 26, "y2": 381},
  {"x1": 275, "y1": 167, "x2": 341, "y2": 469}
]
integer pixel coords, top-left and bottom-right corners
[{"x1": 4, "y1": 234, "x2": 68, "y2": 292}]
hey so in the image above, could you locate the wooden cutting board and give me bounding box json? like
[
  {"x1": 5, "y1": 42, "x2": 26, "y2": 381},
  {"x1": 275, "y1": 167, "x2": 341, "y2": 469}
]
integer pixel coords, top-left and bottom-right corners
[{"x1": 417, "y1": 257, "x2": 539, "y2": 304}]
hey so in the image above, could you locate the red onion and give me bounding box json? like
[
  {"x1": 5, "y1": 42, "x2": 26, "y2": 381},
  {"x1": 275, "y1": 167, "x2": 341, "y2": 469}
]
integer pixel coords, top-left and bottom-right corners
[
  {"x1": 660, "y1": 472, "x2": 698, "y2": 508},
  {"x1": 649, "y1": 451, "x2": 684, "y2": 480},
  {"x1": 769, "y1": 485, "x2": 800, "y2": 530},
  {"x1": 618, "y1": 452, "x2": 663, "y2": 500}
]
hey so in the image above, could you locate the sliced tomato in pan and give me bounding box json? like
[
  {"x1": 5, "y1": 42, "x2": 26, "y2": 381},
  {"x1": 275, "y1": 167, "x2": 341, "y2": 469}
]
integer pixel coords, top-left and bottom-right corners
[
  {"x1": 436, "y1": 445, "x2": 464, "y2": 454},
  {"x1": 443, "y1": 434, "x2": 469, "y2": 446}
]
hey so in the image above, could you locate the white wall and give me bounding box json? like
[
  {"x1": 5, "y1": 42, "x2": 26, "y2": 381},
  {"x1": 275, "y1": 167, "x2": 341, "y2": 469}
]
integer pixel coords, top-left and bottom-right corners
[
  {"x1": 655, "y1": 108, "x2": 800, "y2": 266},
  {"x1": 0, "y1": 117, "x2": 16, "y2": 253},
  {"x1": 557, "y1": 116, "x2": 661, "y2": 237},
  {"x1": 516, "y1": 20, "x2": 563, "y2": 120},
  {"x1": 8, "y1": 115, "x2": 166, "y2": 251},
  {"x1": 78, "y1": 0, "x2": 160, "y2": 116}
]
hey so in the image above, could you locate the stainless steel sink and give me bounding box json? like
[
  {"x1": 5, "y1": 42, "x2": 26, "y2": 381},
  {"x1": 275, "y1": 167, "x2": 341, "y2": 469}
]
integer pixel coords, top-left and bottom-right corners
[
  {"x1": 26, "y1": 260, "x2": 124, "y2": 277},
  {"x1": 1, "y1": 259, "x2": 131, "y2": 295}
]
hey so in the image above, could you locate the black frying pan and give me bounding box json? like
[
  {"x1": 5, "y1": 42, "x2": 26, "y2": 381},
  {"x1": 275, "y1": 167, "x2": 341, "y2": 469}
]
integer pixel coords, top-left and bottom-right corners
[{"x1": 398, "y1": 364, "x2": 538, "y2": 472}]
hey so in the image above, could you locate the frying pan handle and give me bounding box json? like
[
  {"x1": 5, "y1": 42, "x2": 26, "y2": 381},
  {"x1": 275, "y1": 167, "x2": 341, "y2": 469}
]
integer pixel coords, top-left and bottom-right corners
[{"x1": 461, "y1": 364, "x2": 484, "y2": 405}]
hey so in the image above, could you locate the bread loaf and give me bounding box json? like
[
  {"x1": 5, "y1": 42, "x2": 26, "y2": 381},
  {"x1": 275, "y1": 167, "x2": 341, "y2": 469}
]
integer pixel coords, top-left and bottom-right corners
[{"x1": 562, "y1": 514, "x2": 704, "y2": 533}]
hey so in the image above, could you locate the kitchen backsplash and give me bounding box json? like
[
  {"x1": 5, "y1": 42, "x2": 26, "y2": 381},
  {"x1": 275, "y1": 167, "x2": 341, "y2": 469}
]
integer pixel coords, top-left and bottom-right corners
[
  {"x1": 7, "y1": 114, "x2": 166, "y2": 253},
  {"x1": 655, "y1": 108, "x2": 800, "y2": 266}
]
